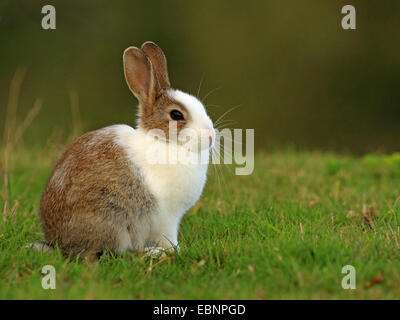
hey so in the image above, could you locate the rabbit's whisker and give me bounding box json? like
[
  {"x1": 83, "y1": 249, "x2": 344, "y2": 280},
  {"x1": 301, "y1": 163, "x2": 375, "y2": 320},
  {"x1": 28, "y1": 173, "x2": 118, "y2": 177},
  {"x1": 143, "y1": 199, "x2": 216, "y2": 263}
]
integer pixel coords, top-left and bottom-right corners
[
  {"x1": 202, "y1": 87, "x2": 221, "y2": 102},
  {"x1": 214, "y1": 105, "x2": 242, "y2": 127},
  {"x1": 196, "y1": 73, "x2": 205, "y2": 98}
]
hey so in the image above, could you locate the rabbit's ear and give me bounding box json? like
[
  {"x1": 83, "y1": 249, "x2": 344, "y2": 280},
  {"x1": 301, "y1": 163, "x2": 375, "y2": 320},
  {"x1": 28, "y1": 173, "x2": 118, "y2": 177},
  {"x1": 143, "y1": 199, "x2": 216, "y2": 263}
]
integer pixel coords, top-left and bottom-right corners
[
  {"x1": 141, "y1": 41, "x2": 171, "y2": 89},
  {"x1": 123, "y1": 46, "x2": 160, "y2": 103}
]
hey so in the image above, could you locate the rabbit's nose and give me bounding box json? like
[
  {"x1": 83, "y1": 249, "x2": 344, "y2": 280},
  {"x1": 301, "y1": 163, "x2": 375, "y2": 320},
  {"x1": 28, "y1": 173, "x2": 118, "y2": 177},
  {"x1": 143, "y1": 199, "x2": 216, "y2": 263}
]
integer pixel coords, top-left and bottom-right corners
[
  {"x1": 206, "y1": 128, "x2": 215, "y2": 146},
  {"x1": 208, "y1": 135, "x2": 213, "y2": 146}
]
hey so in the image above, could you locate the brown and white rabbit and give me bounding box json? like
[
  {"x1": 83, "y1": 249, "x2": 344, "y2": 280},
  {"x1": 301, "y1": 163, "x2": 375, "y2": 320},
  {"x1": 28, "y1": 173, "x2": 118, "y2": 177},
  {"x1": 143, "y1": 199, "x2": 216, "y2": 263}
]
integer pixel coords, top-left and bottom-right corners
[{"x1": 39, "y1": 41, "x2": 215, "y2": 259}]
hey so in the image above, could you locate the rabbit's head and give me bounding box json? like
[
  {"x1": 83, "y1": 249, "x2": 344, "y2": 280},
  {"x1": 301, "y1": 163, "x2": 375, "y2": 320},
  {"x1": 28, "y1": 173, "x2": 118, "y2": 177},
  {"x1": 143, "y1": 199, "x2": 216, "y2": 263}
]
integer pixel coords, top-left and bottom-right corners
[{"x1": 123, "y1": 42, "x2": 215, "y2": 152}]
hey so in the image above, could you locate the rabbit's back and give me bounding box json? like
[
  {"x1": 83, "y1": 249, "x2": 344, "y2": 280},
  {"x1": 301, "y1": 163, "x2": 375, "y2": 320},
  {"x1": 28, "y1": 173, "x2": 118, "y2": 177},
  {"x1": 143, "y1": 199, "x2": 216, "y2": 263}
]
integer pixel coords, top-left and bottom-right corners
[{"x1": 40, "y1": 126, "x2": 155, "y2": 258}]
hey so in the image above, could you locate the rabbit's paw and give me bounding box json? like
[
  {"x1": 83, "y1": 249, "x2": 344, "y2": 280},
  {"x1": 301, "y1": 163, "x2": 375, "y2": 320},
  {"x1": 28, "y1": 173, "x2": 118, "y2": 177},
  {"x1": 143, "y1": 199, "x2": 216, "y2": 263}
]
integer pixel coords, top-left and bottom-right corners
[{"x1": 144, "y1": 246, "x2": 167, "y2": 258}]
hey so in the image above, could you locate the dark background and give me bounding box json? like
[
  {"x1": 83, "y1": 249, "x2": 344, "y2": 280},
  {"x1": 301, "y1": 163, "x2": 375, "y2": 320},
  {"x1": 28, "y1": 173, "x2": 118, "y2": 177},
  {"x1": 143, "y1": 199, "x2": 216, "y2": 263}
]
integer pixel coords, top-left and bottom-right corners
[{"x1": 1, "y1": 0, "x2": 399, "y2": 154}]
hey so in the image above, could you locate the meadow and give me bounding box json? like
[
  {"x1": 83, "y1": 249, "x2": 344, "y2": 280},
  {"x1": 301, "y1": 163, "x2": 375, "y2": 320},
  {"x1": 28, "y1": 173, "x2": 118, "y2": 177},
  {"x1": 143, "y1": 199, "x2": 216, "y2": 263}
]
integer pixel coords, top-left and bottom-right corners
[{"x1": 1, "y1": 133, "x2": 399, "y2": 299}]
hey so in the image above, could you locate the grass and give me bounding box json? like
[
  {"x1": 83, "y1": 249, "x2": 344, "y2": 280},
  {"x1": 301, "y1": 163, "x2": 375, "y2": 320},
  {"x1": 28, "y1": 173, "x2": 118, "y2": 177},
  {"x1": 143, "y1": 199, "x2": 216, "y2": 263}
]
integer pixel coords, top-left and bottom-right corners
[{"x1": 1, "y1": 144, "x2": 400, "y2": 299}]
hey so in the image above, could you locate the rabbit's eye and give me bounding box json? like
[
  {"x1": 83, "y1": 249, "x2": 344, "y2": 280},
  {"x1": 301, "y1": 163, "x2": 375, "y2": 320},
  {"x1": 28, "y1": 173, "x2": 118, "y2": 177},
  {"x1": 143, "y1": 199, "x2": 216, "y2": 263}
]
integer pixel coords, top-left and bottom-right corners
[{"x1": 170, "y1": 109, "x2": 184, "y2": 121}]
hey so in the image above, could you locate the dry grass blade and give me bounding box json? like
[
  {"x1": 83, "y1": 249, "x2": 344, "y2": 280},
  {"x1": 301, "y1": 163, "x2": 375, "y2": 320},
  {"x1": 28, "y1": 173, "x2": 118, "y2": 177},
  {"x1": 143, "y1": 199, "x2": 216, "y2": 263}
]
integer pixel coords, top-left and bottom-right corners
[
  {"x1": 19, "y1": 130, "x2": 60, "y2": 202},
  {"x1": 1, "y1": 67, "x2": 42, "y2": 222},
  {"x1": 2, "y1": 67, "x2": 26, "y2": 219},
  {"x1": 69, "y1": 89, "x2": 83, "y2": 139},
  {"x1": 362, "y1": 204, "x2": 376, "y2": 230},
  {"x1": 13, "y1": 99, "x2": 42, "y2": 145},
  {"x1": 2, "y1": 66, "x2": 26, "y2": 147}
]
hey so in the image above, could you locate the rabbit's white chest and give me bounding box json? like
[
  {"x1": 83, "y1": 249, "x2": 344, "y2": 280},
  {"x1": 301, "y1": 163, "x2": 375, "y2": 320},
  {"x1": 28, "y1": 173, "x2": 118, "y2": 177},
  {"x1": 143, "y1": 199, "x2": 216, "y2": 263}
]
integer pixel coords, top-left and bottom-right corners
[
  {"x1": 114, "y1": 125, "x2": 208, "y2": 217},
  {"x1": 145, "y1": 162, "x2": 207, "y2": 221}
]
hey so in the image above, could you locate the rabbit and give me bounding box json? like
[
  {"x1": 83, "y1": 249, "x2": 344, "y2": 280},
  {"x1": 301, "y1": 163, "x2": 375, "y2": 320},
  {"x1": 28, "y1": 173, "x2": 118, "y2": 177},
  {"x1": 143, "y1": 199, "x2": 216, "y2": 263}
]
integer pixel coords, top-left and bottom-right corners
[{"x1": 39, "y1": 41, "x2": 215, "y2": 260}]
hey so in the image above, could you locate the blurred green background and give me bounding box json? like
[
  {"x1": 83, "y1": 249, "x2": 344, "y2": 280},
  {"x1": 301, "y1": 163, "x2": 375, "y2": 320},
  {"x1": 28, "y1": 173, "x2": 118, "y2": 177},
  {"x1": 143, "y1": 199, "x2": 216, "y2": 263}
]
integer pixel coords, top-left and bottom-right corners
[{"x1": 1, "y1": 0, "x2": 400, "y2": 154}]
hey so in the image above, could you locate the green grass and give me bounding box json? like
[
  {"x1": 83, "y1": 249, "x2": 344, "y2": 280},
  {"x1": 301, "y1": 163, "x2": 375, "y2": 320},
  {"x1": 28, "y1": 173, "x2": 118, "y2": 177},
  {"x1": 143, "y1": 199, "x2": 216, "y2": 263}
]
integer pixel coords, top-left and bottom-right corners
[{"x1": 1, "y1": 146, "x2": 400, "y2": 299}]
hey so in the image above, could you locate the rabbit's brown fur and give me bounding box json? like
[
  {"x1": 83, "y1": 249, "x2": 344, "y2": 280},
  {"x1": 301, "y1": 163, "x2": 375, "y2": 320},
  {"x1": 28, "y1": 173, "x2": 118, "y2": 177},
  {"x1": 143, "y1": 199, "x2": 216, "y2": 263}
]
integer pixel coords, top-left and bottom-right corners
[
  {"x1": 40, "y1": 128, "x2": 155, "y2": 258},
  {"x1": 139, "y1": 90, "x2": 190, "y2": 137}
]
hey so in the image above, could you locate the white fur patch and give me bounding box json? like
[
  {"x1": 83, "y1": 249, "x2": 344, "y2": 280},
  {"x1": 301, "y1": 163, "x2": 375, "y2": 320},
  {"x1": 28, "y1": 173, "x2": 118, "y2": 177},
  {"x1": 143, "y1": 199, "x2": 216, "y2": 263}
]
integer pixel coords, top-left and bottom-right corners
[{"x1": 117, "y1": 229, "x2": 133, "y2": 253}]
